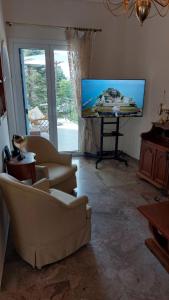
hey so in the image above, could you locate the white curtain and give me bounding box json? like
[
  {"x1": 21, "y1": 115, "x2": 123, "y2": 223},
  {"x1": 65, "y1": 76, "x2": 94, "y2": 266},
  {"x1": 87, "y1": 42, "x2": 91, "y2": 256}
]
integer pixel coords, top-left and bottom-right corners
[{"x1": 65, "y1": 29, "x2": 99, "y2": 154}]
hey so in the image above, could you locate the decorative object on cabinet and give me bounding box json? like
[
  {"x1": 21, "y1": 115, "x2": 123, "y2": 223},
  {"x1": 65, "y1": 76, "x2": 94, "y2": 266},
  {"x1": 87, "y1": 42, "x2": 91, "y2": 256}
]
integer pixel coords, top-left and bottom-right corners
[
  {"x1": 159, "y1": 103, "x2": 169, "y2": 123},
  {"x1": 138, "y1": 122, "x2": 169, "y2": 192}
]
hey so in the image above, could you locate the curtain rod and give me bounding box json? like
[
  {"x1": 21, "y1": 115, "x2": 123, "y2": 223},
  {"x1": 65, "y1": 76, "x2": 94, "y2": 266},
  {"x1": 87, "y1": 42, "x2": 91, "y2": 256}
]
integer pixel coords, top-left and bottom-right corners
[{"x1": 6, "y1": 21, "x2": 102, "y2": 32}]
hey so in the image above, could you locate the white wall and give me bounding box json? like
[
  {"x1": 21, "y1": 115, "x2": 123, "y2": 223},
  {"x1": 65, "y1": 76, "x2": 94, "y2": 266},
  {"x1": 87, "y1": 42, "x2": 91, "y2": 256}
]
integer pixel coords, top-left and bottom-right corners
[
  {"x1": 119, "y1": 16, "x2": 169, "y2": 158},
  {"x1": 3, "y1": 0, "x2": 169, "y2": 158},
  {"x1": 0, "y1": 0, "x2": 10, "y2": 287}
]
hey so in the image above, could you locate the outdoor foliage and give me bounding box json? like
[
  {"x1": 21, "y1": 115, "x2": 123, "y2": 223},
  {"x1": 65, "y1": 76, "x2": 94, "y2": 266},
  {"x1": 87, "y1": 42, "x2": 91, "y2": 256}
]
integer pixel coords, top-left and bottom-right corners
[{"x1": 23, "y1": 49, "x2": 77, "y2": 122}]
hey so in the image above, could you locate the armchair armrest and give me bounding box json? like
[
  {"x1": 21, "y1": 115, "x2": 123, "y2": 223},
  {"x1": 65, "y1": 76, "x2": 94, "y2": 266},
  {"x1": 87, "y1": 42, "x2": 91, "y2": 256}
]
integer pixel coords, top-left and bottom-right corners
[
  {"x1": 68, "y1": 196, "x2": 88, "y2": 208},
  {"x1": 53, "y1": 152, "x2": 72, "y2": 166},
  {"x1": 35, "y1": 165, "x2": 49, "y2": 181},
  {"x1": 49, "y1": 189, "x2": 88, "y2": 209},
  {"x1": 33, "y1": 178, "x2": 50, "y2": 192}
]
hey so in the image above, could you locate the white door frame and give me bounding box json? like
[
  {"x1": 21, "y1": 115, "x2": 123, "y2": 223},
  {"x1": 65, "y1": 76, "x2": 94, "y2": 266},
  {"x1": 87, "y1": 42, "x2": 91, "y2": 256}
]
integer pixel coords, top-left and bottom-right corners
[{"x1": 8, "y1": 39, "x2": 69, "y2": 149}]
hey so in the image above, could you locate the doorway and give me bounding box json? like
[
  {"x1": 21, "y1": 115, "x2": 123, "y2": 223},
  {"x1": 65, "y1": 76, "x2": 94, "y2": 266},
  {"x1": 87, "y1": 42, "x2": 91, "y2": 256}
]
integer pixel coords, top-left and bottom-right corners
[{"x1": 17, "y1": 45, "x2": 78, "y2": 152}]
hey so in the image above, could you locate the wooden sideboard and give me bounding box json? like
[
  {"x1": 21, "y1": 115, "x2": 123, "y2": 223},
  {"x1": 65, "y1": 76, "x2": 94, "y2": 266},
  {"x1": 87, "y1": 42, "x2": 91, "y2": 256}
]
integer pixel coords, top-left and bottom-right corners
[{"x1": 138, "y1": 122, "x2": 169, "y2": 190}]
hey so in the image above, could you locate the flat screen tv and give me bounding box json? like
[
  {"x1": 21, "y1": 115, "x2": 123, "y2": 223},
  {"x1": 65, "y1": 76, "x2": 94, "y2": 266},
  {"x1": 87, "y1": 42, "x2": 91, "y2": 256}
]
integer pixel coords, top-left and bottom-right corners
[{"x1": 81, "y1": 79, "x2": 145, "y2": 118}]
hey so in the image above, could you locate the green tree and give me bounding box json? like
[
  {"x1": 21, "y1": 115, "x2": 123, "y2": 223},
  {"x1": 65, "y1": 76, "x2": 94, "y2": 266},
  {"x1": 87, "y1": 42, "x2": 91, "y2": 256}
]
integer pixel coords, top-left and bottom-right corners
[
  {"x1": 25, "y1": 65, "x2": 47, "y2": 113},
  {"x1": 55, "y1": 66, "x2": 77, "y2": 121},
  {"x1": 23, "y1": 49, "x2": 44, "y2": 56},
  {"x1": 57, "y1": 80, "x2": 73, "y2": 104},
  {"x1": 56, "y1": 65, "x2": 66, "y2": 81}
]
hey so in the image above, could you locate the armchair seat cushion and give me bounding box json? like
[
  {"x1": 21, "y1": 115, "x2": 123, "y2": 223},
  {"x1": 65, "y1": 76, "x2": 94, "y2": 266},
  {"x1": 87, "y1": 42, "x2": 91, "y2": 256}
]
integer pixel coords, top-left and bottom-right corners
[{"x1": 40, "y1": 163, "x2": 77, "y2": 187}]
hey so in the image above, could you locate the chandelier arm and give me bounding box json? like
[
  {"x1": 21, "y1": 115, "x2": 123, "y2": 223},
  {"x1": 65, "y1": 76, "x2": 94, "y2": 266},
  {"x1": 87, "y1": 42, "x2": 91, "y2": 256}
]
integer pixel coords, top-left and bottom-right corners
[
  {"x1": 105, "y1": 2, "x2": 125, "y2": 7},
  {"x1": 128, "y1": 2, "x2": 136, "y2": 17},
  {"x1": 153, "y1": 0, "x2": 169, "y2": 7},
  {"x1": 104, "y1": 2, "x2": 127, "y2": 15},
  {"x1": 104, "y1": 0, "x2": 124, "y2": 8},
  {"x1": 104, "y1": 0, "x2": 135, "y2": 6},
  {"x1": 128, "y1": 1, "x2": 136, "y2": 9},
  {"x1": 152, "y1": 0, "x2": 169, "y2": 16},
  {"x1": 145, "y1": 2, "x2": 167, "y2": 18},
  {"x1": 104, "y1": 0, "x2": 134, "y2": 12},
  {"x1": 104, "y1": 0, "x2": 121, "y2": 4},
  {"x1": 109, "y1": 3, "x2": 126, "y2": 10},
  {"x1": 104, "y1": 0, "x2": 136, "y2": 15}
]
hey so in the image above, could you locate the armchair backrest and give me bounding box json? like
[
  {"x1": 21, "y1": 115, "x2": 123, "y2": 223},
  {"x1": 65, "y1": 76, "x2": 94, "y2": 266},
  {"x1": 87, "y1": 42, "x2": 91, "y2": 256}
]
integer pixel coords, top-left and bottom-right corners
[
  {"x1": 0, "y1": 173, "x2": 62, "y2": 245},
  {"x1": 25, "y1": 135, "x2": 59, "y2": 164}
]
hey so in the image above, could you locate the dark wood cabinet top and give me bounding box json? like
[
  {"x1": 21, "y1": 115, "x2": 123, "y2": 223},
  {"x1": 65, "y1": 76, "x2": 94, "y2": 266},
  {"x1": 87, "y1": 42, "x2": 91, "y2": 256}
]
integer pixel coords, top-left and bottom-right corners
[
  {"x1": 141, "y1": 122, "x2": 169, "y2": 150},
  {"x1": 138, "y1": 201, "x2": 169, "y2": 241}
]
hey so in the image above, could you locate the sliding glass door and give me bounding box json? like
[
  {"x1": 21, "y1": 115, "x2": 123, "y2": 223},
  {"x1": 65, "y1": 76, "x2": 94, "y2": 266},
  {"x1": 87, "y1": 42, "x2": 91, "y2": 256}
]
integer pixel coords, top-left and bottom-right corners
[
  {"x1": 53, "y1": 50, "x2": 78, "y2": 151},
  {"x1": 20, "y1": 48, "x2": 50, "y2": 138},
  {"x1": 15, "y1": 44, "x2": 78, "y2": 152}
]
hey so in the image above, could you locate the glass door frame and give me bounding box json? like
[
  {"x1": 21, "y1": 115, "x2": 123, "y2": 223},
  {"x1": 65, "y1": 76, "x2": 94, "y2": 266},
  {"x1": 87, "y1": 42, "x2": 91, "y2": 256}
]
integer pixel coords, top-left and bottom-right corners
[{"x1": 9, "y1": 40, "x2": 67, "y2": 149}]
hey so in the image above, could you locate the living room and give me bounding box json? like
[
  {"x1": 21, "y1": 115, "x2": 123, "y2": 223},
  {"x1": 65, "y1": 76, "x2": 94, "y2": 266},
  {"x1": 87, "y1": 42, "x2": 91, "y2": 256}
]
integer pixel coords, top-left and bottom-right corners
[{"x1": 1, "y1": 0, "x2": 169, "y2": 299}]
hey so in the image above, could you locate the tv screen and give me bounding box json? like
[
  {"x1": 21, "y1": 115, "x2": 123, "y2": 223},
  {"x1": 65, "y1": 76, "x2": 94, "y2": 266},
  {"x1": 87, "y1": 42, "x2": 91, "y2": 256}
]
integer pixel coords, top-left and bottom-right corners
[{"x1": 81, "y1": 79, "x2": 145, "y2": 118}]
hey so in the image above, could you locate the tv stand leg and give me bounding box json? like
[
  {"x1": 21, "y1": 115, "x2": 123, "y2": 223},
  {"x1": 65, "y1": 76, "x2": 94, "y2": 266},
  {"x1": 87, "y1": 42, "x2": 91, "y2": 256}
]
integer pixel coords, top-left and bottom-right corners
[
  {"x1": 112, "y1": 153, "x2": 128, "y2": 166},
  {"x1": 96, "y1": 157, "x2": 102, "y2": 169},
  {"x1": 114, "y1": 117, "x2": 119, "y2": 156},
  {"x1": 96, "y1": 118, "x2": 104, "y2": 169}
]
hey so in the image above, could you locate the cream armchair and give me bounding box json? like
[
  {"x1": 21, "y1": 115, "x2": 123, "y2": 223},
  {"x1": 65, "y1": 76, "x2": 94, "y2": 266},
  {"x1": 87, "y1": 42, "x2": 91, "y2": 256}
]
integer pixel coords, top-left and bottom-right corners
[
  {"x1": 25, "y1": 135, "x2": 77, "y2": 194},
  {"x1": 0, "y1": 173, "x2": 91, "y2": 269}
]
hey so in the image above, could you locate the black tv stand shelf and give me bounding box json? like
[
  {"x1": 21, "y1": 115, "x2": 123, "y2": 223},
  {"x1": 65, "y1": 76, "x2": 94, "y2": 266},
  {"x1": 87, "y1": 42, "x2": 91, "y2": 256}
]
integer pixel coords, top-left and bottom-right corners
[
  {"x1": 103, "y1": 131, "x2": 124, "y2": 137},
  {"x1": 96, "y1": 116, "x2": 128, "y2": 169}
]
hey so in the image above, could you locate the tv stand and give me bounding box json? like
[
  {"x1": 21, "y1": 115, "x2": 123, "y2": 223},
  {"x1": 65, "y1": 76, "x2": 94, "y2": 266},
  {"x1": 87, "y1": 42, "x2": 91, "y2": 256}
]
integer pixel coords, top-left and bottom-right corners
[{"x1": 96, "y1": 117, "x2": 128, "y2": 168}]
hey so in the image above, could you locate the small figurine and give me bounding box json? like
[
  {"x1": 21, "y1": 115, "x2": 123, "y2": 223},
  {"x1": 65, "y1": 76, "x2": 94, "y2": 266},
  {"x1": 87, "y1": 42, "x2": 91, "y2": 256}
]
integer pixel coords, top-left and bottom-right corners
[{"x1": 159, "y1": 103, "x2": 169, "y2": 123}]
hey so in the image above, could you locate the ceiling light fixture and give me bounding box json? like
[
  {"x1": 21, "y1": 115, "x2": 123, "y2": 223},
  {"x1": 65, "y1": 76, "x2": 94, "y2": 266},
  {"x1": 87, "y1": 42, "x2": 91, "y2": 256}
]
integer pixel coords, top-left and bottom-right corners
[{"x1": 104, "y1": 0, "x2": 169, "y2": 24}]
